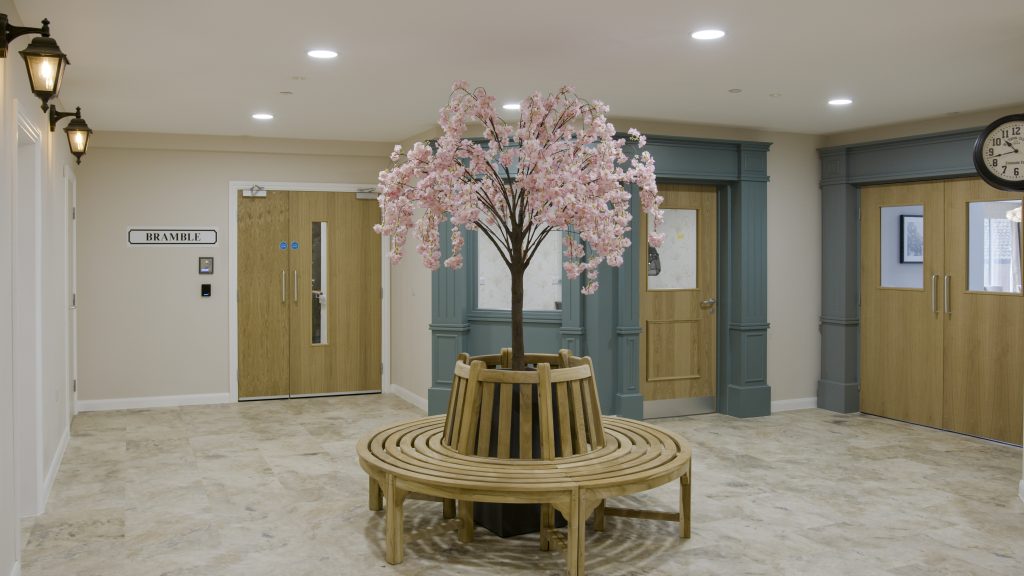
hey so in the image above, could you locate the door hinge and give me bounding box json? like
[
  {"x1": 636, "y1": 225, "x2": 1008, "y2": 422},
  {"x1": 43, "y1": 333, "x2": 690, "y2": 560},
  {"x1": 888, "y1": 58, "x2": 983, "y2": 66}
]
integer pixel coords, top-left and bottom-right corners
[
  {"x1": 72, "y1": 206, "x2": 76, "y2": 220},
  {"x1": 72, "y1": 379, "x2": 77, "y2": 392},
  {"x1": 857, "y1": 207, "x2": 861, "y2": 222},
  {"x1": 72, "y1": 293, "x2": 76, "y2": 307}
]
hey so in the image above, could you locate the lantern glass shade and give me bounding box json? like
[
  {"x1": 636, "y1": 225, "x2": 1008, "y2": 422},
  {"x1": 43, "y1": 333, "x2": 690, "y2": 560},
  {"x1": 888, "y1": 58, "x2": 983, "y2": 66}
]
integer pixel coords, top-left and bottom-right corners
[
  {"x1": 19, "y1": 36, "x2": 68, "y2": 109},
  {"x1": 64, "y1": 117, "x2": 92, "y2": 164}
]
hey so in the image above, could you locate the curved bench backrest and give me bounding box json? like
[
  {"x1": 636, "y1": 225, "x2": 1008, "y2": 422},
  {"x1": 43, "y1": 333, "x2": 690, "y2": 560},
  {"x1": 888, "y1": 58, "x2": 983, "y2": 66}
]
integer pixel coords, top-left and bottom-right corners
[{"x1": 442, "y1": 349, "x2": 606, "y2": 460}]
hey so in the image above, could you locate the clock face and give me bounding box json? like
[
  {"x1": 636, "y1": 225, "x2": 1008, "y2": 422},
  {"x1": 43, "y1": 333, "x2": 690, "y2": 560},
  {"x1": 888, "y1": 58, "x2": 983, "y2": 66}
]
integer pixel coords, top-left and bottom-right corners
[{"x1": 974, "y1": 115, "x2": 1024, "y2": 190}]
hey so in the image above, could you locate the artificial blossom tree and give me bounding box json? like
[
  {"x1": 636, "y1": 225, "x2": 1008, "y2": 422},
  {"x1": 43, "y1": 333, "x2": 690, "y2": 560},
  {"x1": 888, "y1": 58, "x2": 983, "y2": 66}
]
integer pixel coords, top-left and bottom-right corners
[{"x1": 376, "y1": 82, "x2": 663, "y2": 370}]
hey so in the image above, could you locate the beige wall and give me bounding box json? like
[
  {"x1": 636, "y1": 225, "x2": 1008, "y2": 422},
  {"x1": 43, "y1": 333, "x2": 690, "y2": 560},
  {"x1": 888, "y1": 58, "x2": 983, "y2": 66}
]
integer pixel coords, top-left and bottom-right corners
[
  {"x1": 389, "y1": 244, "x2": 432, "y2": 404},
  {"x1": 75, "y1": 133, "x2": 391, "y2": 403},
  {"x1": 822, "y1": 103, "x2": 1024, "y2": 148}
]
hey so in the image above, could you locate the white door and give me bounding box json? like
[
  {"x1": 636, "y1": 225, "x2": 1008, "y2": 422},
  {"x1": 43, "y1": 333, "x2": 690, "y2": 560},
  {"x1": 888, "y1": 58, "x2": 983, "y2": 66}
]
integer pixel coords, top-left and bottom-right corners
[{"x1": 67, "y1": 168, "x2": 78, "y2": 414}]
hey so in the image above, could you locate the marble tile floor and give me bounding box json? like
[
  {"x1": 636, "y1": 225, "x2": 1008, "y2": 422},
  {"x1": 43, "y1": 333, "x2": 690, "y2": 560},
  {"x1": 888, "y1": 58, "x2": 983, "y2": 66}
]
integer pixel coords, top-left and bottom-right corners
[{"x1": 19, "y1": 395, "x2": 1024, "y2": 576}]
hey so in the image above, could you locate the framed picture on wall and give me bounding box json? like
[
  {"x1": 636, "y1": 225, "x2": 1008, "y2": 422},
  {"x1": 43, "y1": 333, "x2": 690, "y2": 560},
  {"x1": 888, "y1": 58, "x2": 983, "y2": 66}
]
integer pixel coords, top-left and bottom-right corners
[{"x1": 900, "y1": 214, "x2": 924, "y2": 263}]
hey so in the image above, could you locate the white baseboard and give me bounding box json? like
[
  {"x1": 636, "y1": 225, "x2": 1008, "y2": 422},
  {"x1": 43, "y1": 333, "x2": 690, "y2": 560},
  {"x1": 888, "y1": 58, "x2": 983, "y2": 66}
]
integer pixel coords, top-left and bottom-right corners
[
  {"x1": 42, "y1": 424, "x2": 69, "y2": 511},
  {"x1": 771, "y1": 397, "x2": 818, "y2": 413},
  {"x1": 389, "y1": 384, "x2": 427, "y2": 414},
  {"x1": 1019, "y1": 479, "x2": 1023, "y2": 504},
  {"x1": 9, "y1": 560, "x2": 21, "y2": 576},
  {"x1": 76, "y1": 392, "x2": 231, "y2": 412}
]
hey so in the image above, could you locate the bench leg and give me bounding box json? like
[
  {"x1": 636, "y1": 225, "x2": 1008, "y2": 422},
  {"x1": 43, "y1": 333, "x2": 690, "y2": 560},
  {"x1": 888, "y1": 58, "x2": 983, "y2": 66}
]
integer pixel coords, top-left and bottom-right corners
[
  {"x1": 539, "y1": 504, "x2": 555, "y2": 551},
  {"x1": 384, "y1": 475, "x2": 407, "y2": 564},
  {"x1": 680, "y1": 468, "x2": 691, "y2": 539},
  {"x1": 442, "y1": 498, "x2": 456, "y2": 520},
  {"x1": 592, "y1": 499, "x2": 606, "y2": 532},
  {"x1": 567, "y1": 491, "x2": 587, "y2": 576},
  {"x1": 457, "y1": 500, "x2": 474, "y2": 543},
  {"x1": 368, "y1": 477, "x2": 383, "y2": 512}
]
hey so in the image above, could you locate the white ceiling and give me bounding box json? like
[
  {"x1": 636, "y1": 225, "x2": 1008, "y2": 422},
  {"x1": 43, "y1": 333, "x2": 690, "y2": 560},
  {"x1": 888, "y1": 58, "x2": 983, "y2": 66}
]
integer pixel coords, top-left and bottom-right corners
[{"x1": 13, "y1": 0, "x2": 1024, "y2": 142}]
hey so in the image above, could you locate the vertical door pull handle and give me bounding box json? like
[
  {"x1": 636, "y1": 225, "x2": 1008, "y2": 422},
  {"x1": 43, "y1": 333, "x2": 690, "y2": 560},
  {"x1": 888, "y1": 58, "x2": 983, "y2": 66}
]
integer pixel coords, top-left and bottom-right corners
[
  {"x1": 931, "y1": 274, "x2": 938, "y2": 314},
  {"x1": 281, "y1": 271, "x2": 286, "y2": 303},
  {"x1": 294, "y1": 271, "x2": 299, "y2": 303},
  {"x1": 944, "y1": 274, "x2": 951, "y2": 315}
]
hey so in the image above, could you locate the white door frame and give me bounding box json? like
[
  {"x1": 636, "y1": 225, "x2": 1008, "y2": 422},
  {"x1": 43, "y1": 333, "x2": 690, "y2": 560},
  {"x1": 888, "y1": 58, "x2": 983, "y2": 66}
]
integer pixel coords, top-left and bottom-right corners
[
  {"x1": 227, "y1": 181, "x2": 389, "y2": 402},
  {"x1": 13, "y1": 101, "x2": 44, "y2": 517}
]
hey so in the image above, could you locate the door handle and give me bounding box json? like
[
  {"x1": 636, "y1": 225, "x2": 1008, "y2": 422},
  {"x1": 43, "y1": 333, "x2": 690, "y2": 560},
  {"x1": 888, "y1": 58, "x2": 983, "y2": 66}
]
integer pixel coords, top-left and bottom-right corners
[
  {"x1": 944, "y1": 274, "x2": 951, "y2": 316},
  {"x1": 700, "y1": 298, "x2": 716, "y2": 314},
  {"x1": 293, "y1": 271, "x2": 299, "y2": 303},
  {"x1": 281, "y1": 271, "x2": 286, "y2": 303},
  {"x1": 931, "y1": 274, "x2": 938, "y2": 314}
]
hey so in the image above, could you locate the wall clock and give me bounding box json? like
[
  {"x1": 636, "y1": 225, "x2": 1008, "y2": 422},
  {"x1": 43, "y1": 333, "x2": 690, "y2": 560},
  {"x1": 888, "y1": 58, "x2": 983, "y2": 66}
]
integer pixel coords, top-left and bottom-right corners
[{"x1": 973, "y1": 113, "x2": 1024, "y2": 191}]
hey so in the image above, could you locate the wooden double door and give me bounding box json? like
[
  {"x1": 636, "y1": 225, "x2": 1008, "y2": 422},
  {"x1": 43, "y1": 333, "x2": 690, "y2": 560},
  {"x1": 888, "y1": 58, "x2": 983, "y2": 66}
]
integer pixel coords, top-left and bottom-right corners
[
  {"x1": 238, "y1": 190, "x2": 381, "y2": 399},
  {"x1": 861, "y1": 178, "x2": 1023, "y2": 444},
  {"x1": 639, "y1": 183, "x2": 718, "y2": 417}
]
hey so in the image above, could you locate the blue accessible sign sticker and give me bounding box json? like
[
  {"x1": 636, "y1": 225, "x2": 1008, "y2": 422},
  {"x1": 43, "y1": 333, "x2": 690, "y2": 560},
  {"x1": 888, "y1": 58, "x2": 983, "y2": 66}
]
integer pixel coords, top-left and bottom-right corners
[
  {"x1": 279, "y1": 241, "x2": 288, "y2": 250},
  {"x1": 291, "y1": 241, "x2": 299, "y2": 250}
]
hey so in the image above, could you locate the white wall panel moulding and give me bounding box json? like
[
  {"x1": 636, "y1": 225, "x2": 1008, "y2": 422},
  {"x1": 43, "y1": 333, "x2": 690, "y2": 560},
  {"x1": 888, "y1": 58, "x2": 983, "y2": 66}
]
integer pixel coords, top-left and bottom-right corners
[
  {"x1": 389, "y1": 385, "x2": 427, "y2": 414},
  {"x1": 76, "y1": 393, "x2": 230, "y2": 412},
  {"x1": 771, "y1": 397, "x2": 818, "y2": 413},
  {"x1": 42, "y1": 426, "x2": 69, "y2": 513}
]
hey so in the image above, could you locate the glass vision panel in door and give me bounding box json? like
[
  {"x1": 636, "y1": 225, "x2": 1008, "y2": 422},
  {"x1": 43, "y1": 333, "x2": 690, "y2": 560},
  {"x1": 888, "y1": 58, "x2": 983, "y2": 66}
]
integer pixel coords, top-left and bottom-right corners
[
  {"x1": 648, "y1": 208, "x2": 697, "y2": 290},
  {"x1": 880, "y1": 205, "x2": 924, "y2": 289},
  {"x1": 311, "y1": 221, "x2": 328, "y2": 344},
  {"x1": 968, "y1": 200, "x2": 1022, "y2": 293}
]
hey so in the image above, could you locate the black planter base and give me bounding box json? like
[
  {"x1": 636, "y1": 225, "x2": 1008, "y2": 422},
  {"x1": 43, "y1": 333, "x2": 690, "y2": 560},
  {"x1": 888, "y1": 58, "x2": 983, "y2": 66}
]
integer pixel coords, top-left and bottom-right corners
[{"x1": 474, "y1": 502, "x2": 567, "y2": 538}]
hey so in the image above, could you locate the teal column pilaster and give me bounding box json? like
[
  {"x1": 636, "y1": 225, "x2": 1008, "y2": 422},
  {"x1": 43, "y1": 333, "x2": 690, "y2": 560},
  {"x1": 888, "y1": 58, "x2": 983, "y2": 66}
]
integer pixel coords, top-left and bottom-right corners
[
  {"x1": 817, "y1": 148, "x2": 860, "y2": 413},
  {"x1": 614, "y1": 182, "x2": 644, "y2": 420},
  {"x1": 722, "y1": 143, "x2": 772, "y2": 418},
  {"x1": 428, "y1": 221, "x2": 470, "y2": 415}
]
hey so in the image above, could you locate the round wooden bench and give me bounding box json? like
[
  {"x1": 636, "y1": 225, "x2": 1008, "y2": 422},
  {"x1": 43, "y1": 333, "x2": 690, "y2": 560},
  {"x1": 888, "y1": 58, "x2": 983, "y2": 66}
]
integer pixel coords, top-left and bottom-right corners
[{"x1": 357, "y1": 351, "x2": 692, "y2": 576}]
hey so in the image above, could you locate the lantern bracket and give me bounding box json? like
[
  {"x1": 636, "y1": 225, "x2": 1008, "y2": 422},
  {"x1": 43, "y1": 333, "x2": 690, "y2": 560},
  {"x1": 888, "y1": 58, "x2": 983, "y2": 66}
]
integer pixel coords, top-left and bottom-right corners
[
  {"x1": 0, "y1": 15, "x2": 50, "y2": 59},
  {"x1": 49, "y1": 104, "x2": 80, "y2": 131}
]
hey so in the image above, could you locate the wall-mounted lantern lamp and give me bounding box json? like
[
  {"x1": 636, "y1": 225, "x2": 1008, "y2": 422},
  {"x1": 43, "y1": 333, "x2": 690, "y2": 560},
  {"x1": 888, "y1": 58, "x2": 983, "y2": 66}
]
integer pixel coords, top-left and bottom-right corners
[
  {"x1": 49, "y1": 105, "x2": 92, "y2": 164},
  {"x1": 1, "y1": 15, "x2": 69, "y2": 111}
]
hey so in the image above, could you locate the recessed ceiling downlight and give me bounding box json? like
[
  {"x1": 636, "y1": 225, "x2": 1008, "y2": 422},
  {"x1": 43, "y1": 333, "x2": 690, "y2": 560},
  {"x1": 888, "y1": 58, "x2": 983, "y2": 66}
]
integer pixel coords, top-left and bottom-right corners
[
  {"x1": 252, "y1": 113, "x2": 274, "y2": 120},
  {"x1": 502, "y1": 103, "x2": 521, "y2": 110},
  {"x1": 828, "y1": 98, "x2": 853, "y2": 106},
  {"x1": 307, "y1": 49, "x2": 338, "y2": 59},
  {"x1": 691, "y1": 29, "x2": 725, "y2": 40}
]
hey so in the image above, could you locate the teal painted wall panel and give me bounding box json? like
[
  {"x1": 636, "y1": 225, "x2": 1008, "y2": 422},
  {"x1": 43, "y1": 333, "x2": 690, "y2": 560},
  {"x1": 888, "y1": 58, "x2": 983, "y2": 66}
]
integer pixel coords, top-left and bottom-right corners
[{"x1": 584, "y1": 275, "x2": 618, "y2": 413}]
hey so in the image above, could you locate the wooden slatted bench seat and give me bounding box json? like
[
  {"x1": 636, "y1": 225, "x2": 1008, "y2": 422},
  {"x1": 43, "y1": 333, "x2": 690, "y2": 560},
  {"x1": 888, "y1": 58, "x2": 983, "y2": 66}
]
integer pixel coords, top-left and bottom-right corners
[{"x1": 357, "y1": 350, "x2": 692, "y2": 576}]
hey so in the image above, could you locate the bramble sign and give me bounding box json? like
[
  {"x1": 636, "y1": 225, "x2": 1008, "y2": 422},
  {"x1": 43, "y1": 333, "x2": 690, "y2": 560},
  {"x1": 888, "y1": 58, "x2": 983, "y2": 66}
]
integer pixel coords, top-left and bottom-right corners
[{"x1": 128, "y1": 228, "x2": 218, "y2": 245}]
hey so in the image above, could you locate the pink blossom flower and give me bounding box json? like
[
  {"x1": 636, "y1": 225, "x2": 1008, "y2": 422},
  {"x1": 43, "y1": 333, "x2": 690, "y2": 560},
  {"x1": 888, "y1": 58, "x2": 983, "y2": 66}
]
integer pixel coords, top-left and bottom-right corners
[{"x1": 376, "y1": 82, "x2": 662, "y2": 294}]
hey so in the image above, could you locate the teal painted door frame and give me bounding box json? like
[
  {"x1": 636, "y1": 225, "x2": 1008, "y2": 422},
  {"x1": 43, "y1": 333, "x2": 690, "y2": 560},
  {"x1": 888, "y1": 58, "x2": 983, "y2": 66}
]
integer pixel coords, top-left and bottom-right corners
[
  {"x1": 428, "y1": 135, "x2": 773, "y2": 419},
  {"x1": 817, "y1": 127, "x2": 982, "y2": 413}
]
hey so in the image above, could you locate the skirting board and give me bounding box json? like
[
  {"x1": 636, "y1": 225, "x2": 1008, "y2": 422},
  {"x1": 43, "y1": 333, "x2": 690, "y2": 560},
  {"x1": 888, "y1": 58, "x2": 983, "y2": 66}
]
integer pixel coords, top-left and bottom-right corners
[
  {"x1": 771, "y1": 397, "x2": 818, "y2": 413},
  {"x1": 42, "y1": 425, "x2": 69, "y2": 511},
  {"x1": 389, "y1": 384, "x2": 427, "y2": 414},
  {"x1": 76, "y1": 393, "x2": 231, "y2": 412}
]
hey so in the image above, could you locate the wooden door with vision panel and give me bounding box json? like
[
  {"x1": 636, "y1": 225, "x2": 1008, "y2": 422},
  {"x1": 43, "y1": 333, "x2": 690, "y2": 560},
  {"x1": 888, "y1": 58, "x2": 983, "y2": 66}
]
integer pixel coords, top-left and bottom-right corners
[{"x1": 639, "y1": 182, "x2": 717, "y2": 418}]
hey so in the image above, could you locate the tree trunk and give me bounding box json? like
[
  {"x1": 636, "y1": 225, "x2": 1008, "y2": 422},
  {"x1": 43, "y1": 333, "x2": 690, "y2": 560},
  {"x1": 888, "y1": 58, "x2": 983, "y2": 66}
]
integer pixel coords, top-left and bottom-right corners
[{"x1": 510, "y1": 259, "x2": 526, "y2": 370}]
